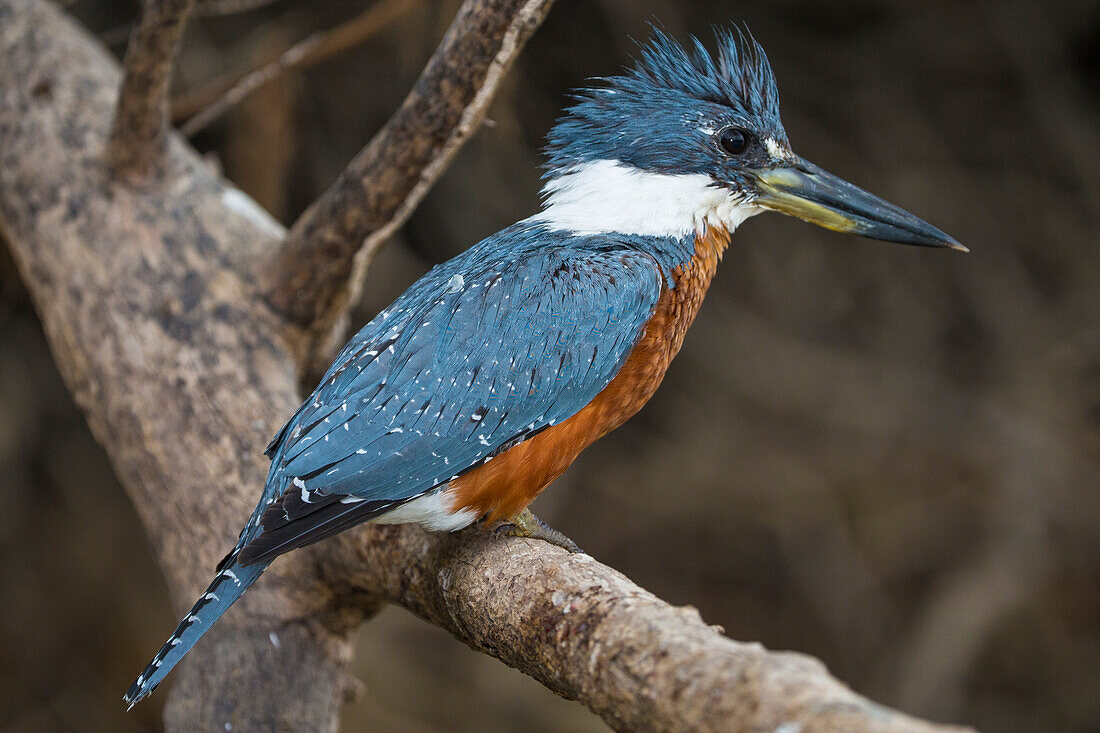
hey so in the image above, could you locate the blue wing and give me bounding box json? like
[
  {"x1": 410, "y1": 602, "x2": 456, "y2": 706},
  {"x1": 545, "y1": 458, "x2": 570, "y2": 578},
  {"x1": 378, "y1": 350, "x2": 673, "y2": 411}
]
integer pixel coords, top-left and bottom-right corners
[{"x1": 236, "y1": 225, "x2": 664, "y2": 564}]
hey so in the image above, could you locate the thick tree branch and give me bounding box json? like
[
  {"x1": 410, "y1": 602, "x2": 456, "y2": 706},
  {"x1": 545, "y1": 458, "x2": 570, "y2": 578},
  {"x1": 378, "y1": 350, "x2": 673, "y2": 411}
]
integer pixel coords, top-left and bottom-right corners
[
  {"x1": 260, "y1": 0, "x2": 555, "y2": 369},
  {"x1": 0, "y1": 2, "x2": 972, "y2": 731},
  {"x1": 107, "y1": 0, "x2": 195, "y2": 181},
  {"x1": 318, "y1": 526, "x2": 971, "y2": 733}
]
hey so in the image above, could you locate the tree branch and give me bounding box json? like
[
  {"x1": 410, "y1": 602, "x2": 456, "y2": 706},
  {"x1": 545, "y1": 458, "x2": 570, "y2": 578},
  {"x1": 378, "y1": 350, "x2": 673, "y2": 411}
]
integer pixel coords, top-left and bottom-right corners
[
  {"x1": 1, "y1": 1, "x2": 972, "y2": 731},
  {"x1": 193, "y1": 0, "x2": 281, "y2": 16},
  {"x1": 107, "y1": 0, "x2": 196, "y2": 182},
  {"x1": 174, "y1": 0, "x2": 420, "y2": 138},
  {"x1": 318, "y1": 526, "x2": 971, "y2": 733},
  {"x1": 259, "y1": 0, "x2": 555, "y2": 370}
]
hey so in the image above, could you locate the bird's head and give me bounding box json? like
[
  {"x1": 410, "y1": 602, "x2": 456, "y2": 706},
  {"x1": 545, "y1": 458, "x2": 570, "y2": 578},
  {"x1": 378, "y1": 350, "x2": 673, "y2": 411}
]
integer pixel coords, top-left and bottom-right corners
[{"x1": 539, "y1": 28, "x2": 963, "y2": 250}]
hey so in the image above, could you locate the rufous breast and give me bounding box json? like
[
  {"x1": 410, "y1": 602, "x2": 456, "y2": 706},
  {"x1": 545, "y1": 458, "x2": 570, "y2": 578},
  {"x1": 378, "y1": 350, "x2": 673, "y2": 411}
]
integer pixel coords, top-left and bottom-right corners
[{"x1": 449, "y1": 225, "x2": 731, "y2": 522}]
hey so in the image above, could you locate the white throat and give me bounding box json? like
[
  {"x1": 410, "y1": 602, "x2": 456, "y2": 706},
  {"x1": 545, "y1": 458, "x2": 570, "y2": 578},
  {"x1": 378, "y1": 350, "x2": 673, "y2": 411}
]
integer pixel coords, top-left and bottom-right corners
[{"x1": 528, "y1": 159, "x2": 761, "y2": 238}]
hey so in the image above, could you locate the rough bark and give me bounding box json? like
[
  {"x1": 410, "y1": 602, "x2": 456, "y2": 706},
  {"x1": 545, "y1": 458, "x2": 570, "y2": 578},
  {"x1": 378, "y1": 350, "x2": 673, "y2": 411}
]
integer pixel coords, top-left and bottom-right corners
[
  {"x1": 259, "y1": 0, "x2": 556, "y2": 372},
  {"x1": 322, "y1": 527, "x2": 972, "y2": 733},
  {"x1": 0, "y1": 1, "x2": 973, "y2": 731},
  {"x1": 107, "y1": 0, "x2": 196, "y2": 182}
]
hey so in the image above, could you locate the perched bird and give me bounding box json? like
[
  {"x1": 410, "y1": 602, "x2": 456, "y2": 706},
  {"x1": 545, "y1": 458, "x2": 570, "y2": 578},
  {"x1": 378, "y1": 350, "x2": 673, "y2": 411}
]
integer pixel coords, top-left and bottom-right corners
[{"x1": 124, "y1": 27, "x2": 963, "y2": 706}]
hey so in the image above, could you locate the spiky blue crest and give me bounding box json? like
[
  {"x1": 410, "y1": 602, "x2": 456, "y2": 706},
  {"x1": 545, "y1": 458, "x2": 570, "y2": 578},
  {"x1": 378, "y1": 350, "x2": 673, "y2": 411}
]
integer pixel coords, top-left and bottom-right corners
[
  {"x1": 545, "y1": 27, "x2": 788, "y2": 179},
  {"x1": 631, "y1": 27, "x2": 782, "y2": 124}
]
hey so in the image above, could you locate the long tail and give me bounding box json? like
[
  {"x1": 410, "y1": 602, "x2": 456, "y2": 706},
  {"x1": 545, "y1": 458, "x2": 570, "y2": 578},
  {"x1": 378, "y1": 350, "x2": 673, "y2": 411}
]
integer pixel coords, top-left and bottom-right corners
[{"x1": 123, "y1": 555, "x2": 268, "y2": 708}]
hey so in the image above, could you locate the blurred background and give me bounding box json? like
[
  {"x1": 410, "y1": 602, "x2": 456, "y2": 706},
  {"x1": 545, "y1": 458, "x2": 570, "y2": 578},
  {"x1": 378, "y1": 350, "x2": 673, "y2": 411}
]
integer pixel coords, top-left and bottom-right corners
[{"x1": 2, "y1": 0, "x2": 1098, "y2": 730}]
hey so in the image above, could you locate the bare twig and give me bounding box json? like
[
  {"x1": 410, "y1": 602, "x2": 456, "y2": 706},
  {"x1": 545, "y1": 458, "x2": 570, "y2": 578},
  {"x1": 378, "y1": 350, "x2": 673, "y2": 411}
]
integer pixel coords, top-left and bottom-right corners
[
  {"x1": 107, "y1": 0, "x2": 196, "y2": 182},
  {"x1": 260, "y1": 0, "x2": 555, "y2": 370},
  {"x1": 176, "y1": 0, "x2": 419, "y2": 137},
  {"x1": 0, "y1": 1, "x2": 975, "y2": 731},
  {"x1": 194, "y1": 0, "x2": 281, "y2": 16},
  {"x1": 219, "y1": 28, "x2": 301, "y2": 220}
]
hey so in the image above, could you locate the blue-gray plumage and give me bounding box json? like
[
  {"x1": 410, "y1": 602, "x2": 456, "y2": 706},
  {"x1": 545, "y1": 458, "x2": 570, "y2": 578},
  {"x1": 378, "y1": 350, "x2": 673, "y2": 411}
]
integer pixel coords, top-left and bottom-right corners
[
  {"x1": 546, "y1": 28, "x2": 785, "y2": 180},
  {"x1": 244, "y1": 224, "x2": 686, "y2": 561},
  {"x1": 125, "y1": 26, "x2": 963, "y2": 707}
]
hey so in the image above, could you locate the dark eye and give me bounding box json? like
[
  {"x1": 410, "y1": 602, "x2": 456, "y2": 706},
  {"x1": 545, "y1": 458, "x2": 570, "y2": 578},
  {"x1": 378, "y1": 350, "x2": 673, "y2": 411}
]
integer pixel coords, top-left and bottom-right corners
[{"x1": 717, "y1": 127, "x2": 749, "y2": 155}]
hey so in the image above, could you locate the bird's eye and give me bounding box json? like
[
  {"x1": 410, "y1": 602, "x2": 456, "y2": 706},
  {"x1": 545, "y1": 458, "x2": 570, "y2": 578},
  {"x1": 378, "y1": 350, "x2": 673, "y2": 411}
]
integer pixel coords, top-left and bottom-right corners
[{"x1": 717, "y1": 127, "x2": 749, "y2": 155}]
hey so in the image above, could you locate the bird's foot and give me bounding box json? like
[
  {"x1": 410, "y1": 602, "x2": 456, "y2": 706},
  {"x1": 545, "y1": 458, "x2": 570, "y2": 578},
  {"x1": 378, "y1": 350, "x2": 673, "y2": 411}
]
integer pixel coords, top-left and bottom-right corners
[{"x1": 493, "y1": 509, "x2": 584, "y2": 554}]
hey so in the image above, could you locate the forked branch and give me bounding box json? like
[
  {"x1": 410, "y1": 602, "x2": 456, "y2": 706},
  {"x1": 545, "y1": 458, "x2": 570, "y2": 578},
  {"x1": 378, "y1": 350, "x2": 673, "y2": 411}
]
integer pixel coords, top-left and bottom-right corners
[
  {"x1": 0, "y1": 1, "x2": 974, "y2": 731},
  {"x1": 259, "y1": 0, "x2": 556, "y2": 368}
]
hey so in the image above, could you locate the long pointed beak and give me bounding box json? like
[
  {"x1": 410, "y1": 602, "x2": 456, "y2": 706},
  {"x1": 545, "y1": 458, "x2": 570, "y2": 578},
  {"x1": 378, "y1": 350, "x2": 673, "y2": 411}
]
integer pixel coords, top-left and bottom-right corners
[{"x1": 754, "y1": 158, "x2": 967, "y2": 251}]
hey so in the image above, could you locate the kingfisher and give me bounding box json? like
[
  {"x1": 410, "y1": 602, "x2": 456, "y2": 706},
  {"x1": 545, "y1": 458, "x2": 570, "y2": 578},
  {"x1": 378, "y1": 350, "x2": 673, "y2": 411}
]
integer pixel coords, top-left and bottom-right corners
[{"x1": 124, "y1": 27, "x2": 963, "y2": 706}]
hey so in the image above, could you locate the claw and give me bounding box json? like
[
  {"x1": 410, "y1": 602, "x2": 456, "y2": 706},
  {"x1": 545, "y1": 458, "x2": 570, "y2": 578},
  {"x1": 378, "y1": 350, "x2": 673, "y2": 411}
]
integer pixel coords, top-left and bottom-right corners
[{"x1": 494, "y1": 508, "x2": 584, "y2": 554}]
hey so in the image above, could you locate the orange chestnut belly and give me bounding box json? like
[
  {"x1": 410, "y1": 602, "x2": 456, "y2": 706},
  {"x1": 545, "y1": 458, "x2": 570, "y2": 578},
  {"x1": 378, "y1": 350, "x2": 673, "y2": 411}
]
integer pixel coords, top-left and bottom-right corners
[{"x1": 447, "y1": 226, "x2": 730, "y2": 523}]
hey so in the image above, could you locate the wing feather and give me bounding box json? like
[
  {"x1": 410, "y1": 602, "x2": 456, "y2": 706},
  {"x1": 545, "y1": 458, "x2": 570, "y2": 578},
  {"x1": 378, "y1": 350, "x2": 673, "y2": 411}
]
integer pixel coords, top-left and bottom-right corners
[{"x1": 240, "y1": 227, "x2": 665, "y2": 564}]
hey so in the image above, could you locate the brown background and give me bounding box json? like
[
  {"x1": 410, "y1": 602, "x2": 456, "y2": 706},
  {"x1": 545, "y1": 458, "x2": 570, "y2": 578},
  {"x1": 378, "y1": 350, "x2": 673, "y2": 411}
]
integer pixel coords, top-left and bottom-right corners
[{"x1": 1, "y1": 0, "x2": 1098, "y2": 731}]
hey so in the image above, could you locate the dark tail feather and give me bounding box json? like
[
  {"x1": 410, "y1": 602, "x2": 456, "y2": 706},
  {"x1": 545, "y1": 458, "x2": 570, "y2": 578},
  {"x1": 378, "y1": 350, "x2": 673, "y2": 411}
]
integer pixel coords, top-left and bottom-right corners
[
  {"x1": 123, "y1": 556, "x2": 267, "y2": 708},
  {"x1": 236, "y1": 495, "x2": 396, "y2": 566}
]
